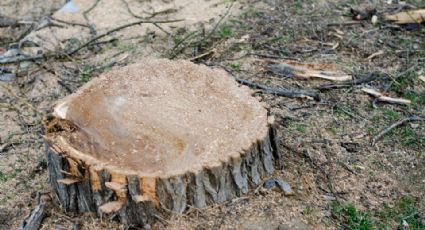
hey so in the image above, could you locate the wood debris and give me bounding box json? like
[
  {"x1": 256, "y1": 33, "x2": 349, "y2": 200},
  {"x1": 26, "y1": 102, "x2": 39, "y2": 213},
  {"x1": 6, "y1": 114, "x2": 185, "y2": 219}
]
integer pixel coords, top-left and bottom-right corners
[
  {"x1": 419, "y1": 75, "x2": 425, "y2": 83},
  {"x1": 384, "y1": 9, "x2": 425, "y2": 24},
  {"x1": 267, "y1": 61, "x2": 352, "y2": 82},
  {"x1": 99, "y1": 201, "x2": 125, "y2": 214},
  {"x1": 361, "y1": 88, "x2": 411, "y2": 105},
  {"x1": 57, "y1": 178, "x2": 80, "y2": 185}
]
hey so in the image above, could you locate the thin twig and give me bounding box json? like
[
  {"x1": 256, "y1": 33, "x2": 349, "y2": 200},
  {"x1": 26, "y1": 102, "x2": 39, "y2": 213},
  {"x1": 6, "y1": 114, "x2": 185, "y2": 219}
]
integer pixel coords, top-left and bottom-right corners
[
  {"x1": 371, "y1": 116, "x2": 424, "y2": 146},
  {"x1": 0, "y1": 18, "x2": 183, "y2": 64},
  {"x1": 316, "y1": 72, "x2": 389, "y2": 90},
  {"x1": 67, "y1": 18, "x2": 183, "y2": 55},
  {"x1": 235, "y1": 77, "x2": 320, "y2": 100}
]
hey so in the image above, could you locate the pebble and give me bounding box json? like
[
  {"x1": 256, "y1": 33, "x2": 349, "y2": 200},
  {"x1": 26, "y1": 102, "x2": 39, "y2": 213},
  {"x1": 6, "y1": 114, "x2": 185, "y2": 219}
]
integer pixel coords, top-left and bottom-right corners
[{"x1": 263, "y1": 177, "x2": 294, "y2": 196}]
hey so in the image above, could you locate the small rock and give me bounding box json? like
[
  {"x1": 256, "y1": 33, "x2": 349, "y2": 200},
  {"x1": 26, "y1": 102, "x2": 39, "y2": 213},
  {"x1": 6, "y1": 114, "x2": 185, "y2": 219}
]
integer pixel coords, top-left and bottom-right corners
[
  {"x1": 275, "y1": 178, "x2": 294, "y2": 196},
  {"x1": 410, "y1": 123, "x2": 419, "y2": 129},
  {"x1": 263, "y1": 177, "x2": 294, "y2": 196},
  {"x1": 322, "y1": 195, "x2": 336, "y2": 201}
]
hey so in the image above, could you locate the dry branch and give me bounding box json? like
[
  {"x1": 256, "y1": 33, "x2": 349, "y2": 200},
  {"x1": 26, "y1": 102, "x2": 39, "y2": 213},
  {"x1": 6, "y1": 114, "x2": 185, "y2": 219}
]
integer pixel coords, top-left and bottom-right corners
[
  {"x1": 267, "y1": 62, "x2": 352, "y2": 82},
  {"x1": 235, "y1": 77, "x2": 320, "y2": 100},
  {"x1": 361, "y1": 88, "x2": 411, "y2": 105},
  {"x1": 371, "y1": 116, "x2": 424, "y2": 146},
  {"x1": 18, "y1": 193, "x2": 45, "y2": 230},
  {"x1": 0, "y1": 19, "x2": 182, "y2": 64}
]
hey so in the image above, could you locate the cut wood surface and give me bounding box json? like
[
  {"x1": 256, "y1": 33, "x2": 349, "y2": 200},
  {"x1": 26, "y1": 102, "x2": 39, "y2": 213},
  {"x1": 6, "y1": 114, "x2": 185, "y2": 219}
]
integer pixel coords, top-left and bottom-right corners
[{"x1": 43, "y1": 59, "x2": 283, "y2": 227}]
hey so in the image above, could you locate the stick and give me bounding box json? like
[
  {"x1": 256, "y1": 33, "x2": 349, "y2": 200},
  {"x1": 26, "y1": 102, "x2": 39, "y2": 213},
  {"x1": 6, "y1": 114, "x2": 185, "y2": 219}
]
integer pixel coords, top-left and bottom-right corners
[
  {"x1": 371, "y1": 116, "x2": 424, "y2": 146},
  {"x1": 0, "y1": 18, "x2": 183, "y2": 64},
  {"x1": 235, "y1": 77, "x2": 320, "y2": 100},
  {"x1": 18, "y1": 193, "x2": 46, "y2": 230},
  {"x1": 316, "y1": 73, "x2": 389, "y2": 90},
  {"x1": 67, "y1": 18, "x2": 183, "y2": 55},
  {"x1": 361, "y1": 88, "x2": 411, "y2": 105}
]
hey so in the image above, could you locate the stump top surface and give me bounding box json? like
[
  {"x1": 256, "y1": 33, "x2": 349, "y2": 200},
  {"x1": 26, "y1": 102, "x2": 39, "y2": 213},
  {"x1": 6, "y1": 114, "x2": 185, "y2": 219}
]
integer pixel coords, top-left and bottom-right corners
[{"x1": 53, "y1": 59, "x2": 268, "y2": 177}]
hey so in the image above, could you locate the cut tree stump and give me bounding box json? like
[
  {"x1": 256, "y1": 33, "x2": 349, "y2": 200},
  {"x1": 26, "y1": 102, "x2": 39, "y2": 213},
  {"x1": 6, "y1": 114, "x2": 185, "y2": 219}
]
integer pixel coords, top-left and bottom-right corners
[{"x1": 43, "y1": 59, "x2": 283, "y2": 227}]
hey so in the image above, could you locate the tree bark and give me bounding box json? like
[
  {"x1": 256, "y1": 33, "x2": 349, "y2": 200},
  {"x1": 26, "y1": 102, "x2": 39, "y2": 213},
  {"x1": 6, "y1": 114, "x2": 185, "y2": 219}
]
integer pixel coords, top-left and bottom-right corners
[{"x1": 45, "y1": 124, "x2": 283, "y2": 228}]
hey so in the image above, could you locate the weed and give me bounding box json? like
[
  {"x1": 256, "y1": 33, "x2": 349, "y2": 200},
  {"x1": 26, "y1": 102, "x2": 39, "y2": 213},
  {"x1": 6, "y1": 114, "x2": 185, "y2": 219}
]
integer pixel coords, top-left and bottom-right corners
[
  {"x1": 331, "y1": 197, "x2": 425, "y2": 230},
  {"x1": 229, "y1": 63, "x2": 241, "y2": 71},
  {"x1": 80, "y1": 64, "x2": 92, "y2": 83},
  {"x1": 331, "y1": 202, "x2": 374, "y2": 230},
  {"x1": 0, "y1": 168, "x2": 22, "y2": 183},
  {"x1": 383, "y1": 108, "x2": 400, "y2": 121},
  {"x1": 218, "y1": 26, "x2": 234, "y2": 39},
  {"x1": 391, "y1": 69, "x2": 417, "y2": 93}
]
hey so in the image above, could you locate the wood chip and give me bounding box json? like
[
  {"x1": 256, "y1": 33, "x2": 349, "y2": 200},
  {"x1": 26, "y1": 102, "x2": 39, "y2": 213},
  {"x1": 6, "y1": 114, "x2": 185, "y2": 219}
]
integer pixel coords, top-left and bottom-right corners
[
  {"x1": 361, "y1": 88, "x2": 411, "y2": 105},
  {"x1": 419, "y1": 75, "x2": 425, "y2": 83},
  {"x1": 366, "y1": 50, "x2": 384, "y2": 60},
  {"x1": 267, "y1": 61, "x2": 352, "y2": 81},
  {"x1": 133, "y1": 195, "x2": 151, "y2": 203},
  {"x1": 384, "y1": 9, "x2": 425, "y2": 24},
  {"x1": 99, "y1": 201, "x2": 125, "y2": 214},
  {"x1": 57, "y1": 178, "x2": 80, "y2": 185}
]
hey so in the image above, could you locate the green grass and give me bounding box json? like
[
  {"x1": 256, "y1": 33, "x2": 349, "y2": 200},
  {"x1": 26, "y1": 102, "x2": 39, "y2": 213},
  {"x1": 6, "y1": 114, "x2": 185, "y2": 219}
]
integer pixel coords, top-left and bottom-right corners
[
  {"x1": 330, "y1": 197, "x2": 425, "y2": 230},
  {"x1": 218, "y1": 26, "x2": 234, "y2": 39},
  {"x1": 229, "y1": 63, "x2": 241, "y2": 71},
  {"x1": 0, "y1": 168, "x2": 22, "y2": 183},
  {"x1": 80, "y1": 64, "x2": 92, "y2": 83}
]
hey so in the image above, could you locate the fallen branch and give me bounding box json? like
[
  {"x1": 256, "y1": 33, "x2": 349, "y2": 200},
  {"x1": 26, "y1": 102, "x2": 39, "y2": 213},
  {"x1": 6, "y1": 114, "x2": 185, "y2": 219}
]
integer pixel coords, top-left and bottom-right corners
[
  {"x1": 371, "y1": 116, "x2": 425, "y2": 146},
  {"x1": 235, "y1": 77, "x2": 320, "y2": 100},
  {"x1": 316, "y1": 73, "x2": 389, "y2": 90},
  {"x1": 18, "y1": 193, "x2": 46, "y2": 230},
  {"x1": 267, "y1": 62, "x2": 352, "y2": 81},
  {"x1": 67, "y1": 18, "x2": 183, "y2": 55},
  {"x1": 0, "y1": 18, "x2": 183, "y2": 64},
  {"x1": 361, "y1": 88, "x2": 411, "y2": 105}
]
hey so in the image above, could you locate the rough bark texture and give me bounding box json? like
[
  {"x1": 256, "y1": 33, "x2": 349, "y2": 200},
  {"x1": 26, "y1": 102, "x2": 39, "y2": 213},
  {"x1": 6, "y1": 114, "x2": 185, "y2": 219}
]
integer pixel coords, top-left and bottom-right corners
[{"x1": 45, "y1": 124, "x2": 283, "y2": 228}]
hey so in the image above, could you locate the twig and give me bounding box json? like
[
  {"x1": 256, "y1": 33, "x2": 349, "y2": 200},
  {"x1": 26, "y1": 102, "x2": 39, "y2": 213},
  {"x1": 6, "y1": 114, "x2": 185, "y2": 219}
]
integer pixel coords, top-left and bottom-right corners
[
  {"x1": 0, "y1": 18, "x2": 183, "y2": 64},
  {"x1": 326, "y1": 21, "x2": 364, "y2": 27},
  {"x1": 371, "y1": 116, "x2": 424, "y2": 146},
  {"x1": 362, "y1": 88, "x2": 411, "y2": 105},
  {"x1": 51, "y1": 17, "x2": 91, "y2": 29},
  {"x1": 67, "y1": 18, "x2": 183, "y2": 56},
  {"x1": 316, "y1": 73, "x2": 389, "y2": 90},
  {"x1": 235, "y1": 77, "x2": 320, "y2": 100}
]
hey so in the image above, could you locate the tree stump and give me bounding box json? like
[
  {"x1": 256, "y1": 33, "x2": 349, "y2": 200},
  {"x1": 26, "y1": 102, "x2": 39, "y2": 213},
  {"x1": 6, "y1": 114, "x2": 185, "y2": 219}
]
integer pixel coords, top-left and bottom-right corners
[{"x1": 43, "y1": 59, "x2": 283, "y2": 227}]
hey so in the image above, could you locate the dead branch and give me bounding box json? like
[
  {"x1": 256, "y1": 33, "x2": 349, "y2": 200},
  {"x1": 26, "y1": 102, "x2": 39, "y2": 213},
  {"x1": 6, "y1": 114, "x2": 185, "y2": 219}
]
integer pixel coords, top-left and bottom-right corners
[
  {"x1": 0, "y1": 19, "x2": 183, "y2": 64},
  {"x1": 67, "y1": 18, "x2": 183, "y2": 55},
  {"x1": 371, "y1": 116, "x2": 424, "y2": 146},
  {"x1": 18, "y1": 193, "x2": 45, "y2": 230},
  {"x1": 361, "y1": 88, "x2": 411, "y2": 105},
  {"x1": 316, "y1": 73, "x2": 389, "y2": 90},
  {"x1": 235, "y1": 77, "x2": 320, "y2": 100}
]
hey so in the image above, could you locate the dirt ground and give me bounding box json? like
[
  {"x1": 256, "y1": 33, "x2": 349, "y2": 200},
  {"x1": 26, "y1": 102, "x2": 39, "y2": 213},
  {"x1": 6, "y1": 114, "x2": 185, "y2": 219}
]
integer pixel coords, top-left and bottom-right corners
[{"x1": 1, "y1": 0, "x2": 424, "y2": 229}]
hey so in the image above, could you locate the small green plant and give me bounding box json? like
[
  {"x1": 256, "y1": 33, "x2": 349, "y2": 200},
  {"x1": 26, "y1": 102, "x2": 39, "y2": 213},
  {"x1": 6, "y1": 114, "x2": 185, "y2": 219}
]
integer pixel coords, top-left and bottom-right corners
[
  {"x1": 218, "y1": 26, "x2": 234, "y2": 39},
  {"x1": 80, "y1": 64, "x2": 92, "y2": 83},
  {"x1": 383, "y1": 108, "x2": 400, "y2": 121},
  {"x1": 330, "y1": 197, "x2": 425, "y2": 230},
  {"x1": 229, "y1": 63, "x2": 241, "y2": 71},
  {"x1": 295, "y1": 124, "x2": 307, "y2": 133},
  {"x1": 331, "y1": 202, "x2": 374, "y2": 230},
  {"x1": 0, "y1": 168, "x2": 22, "y2": 182}
]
